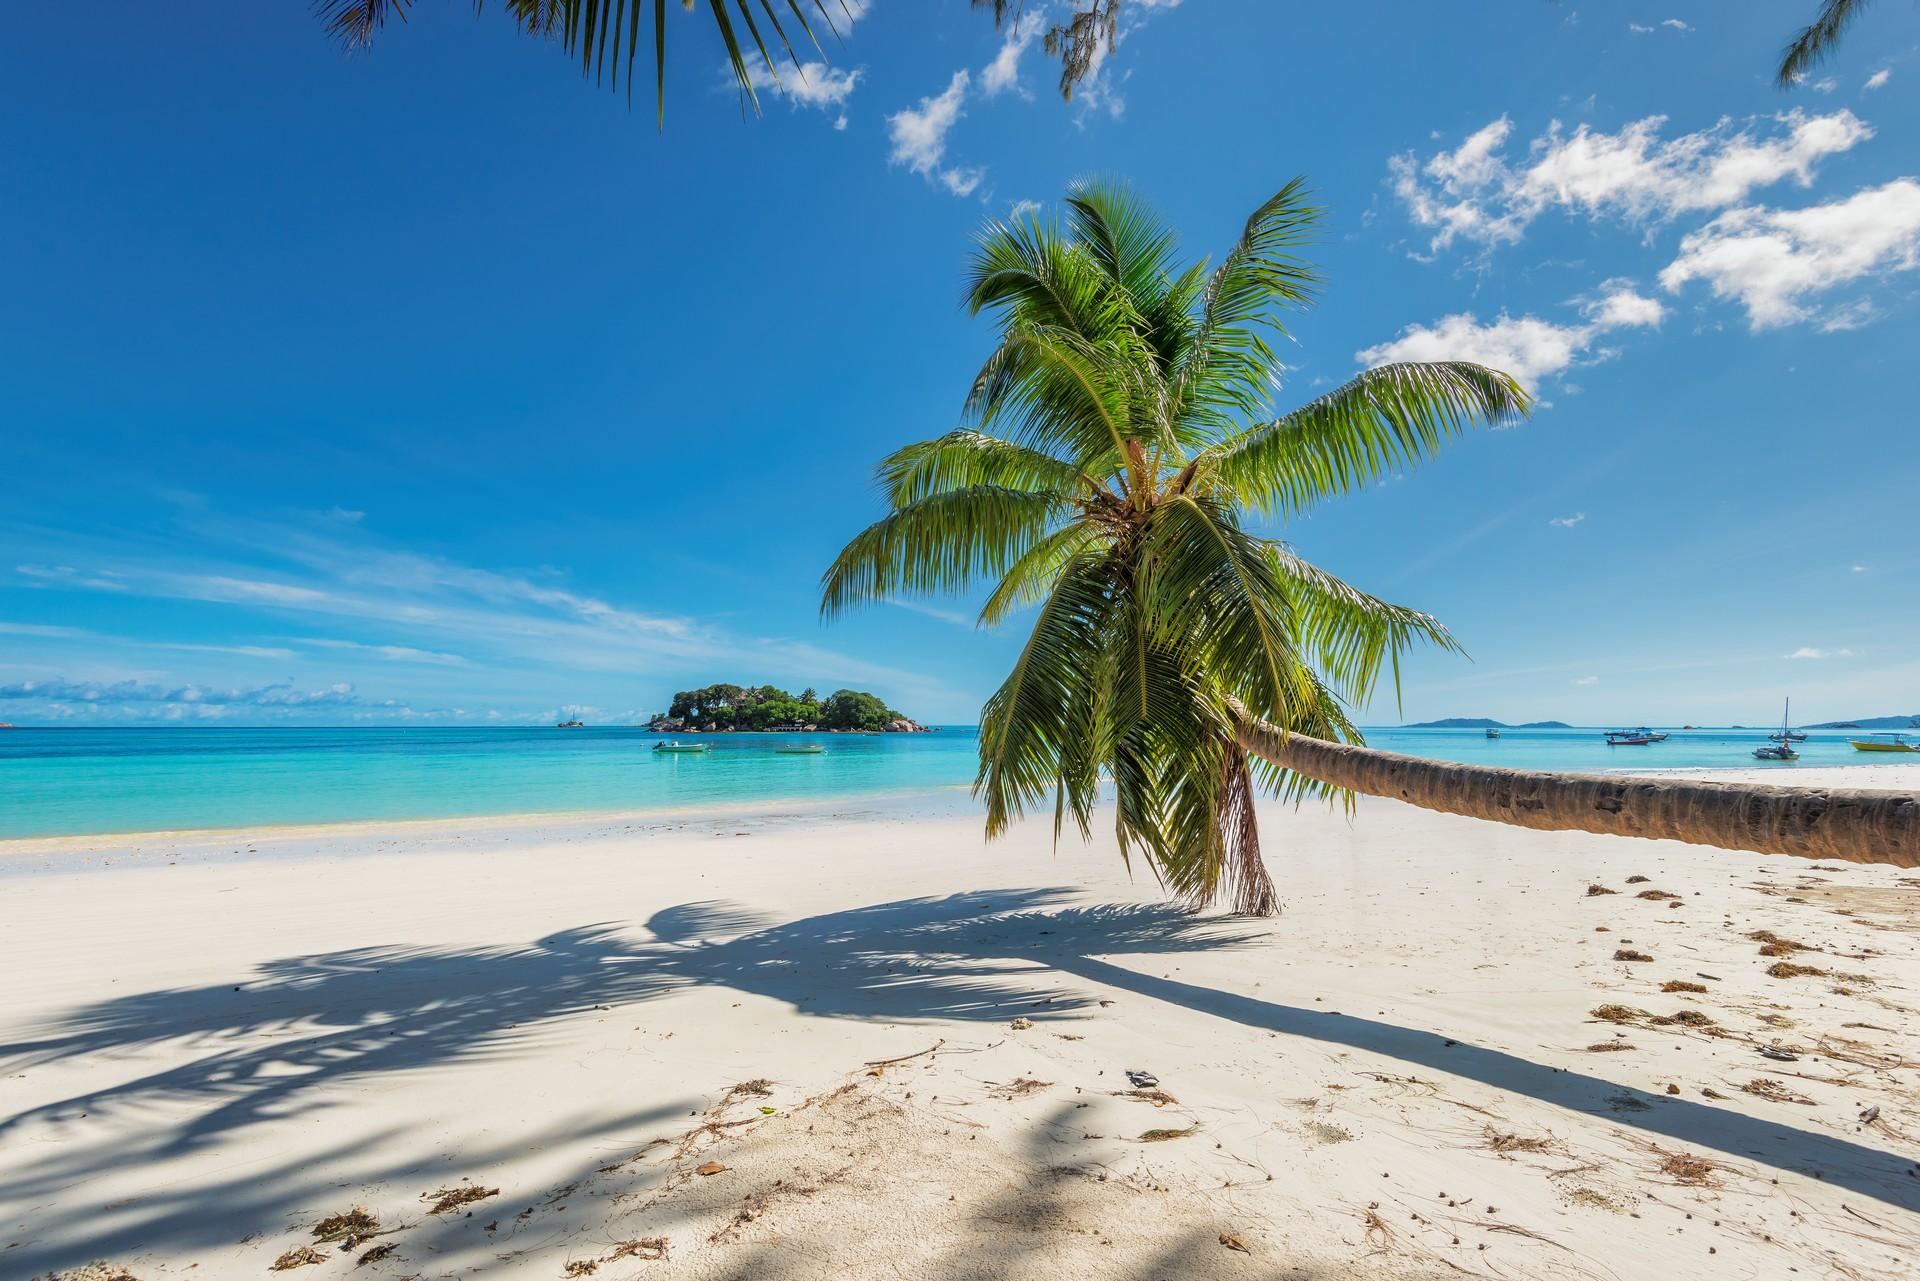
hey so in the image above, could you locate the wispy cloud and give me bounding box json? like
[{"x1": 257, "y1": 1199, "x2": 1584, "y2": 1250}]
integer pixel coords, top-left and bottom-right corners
[
  {"x1": 1548, "y1": 512, "x2": 1587, "y2": 528},
  {"x1": 1786, "y1": 646, "x2": 1857, "y2": 659},
  {"x1": 303, "y1": 638, "x2": 470, "y2": 666},
  {"x1": 888, "y1": 70, "x2": 986, "y2": 197},
  {"x1": 980, "y1": 13, "x2": 1041, "y2": 98},
  {"x1": 1866, "y1": 68, "x2": 1892, "y2": 91},
  {"x1": 1574, "y1": 675, "x2": 1600, "y2": 686},
  {"x1": 5, "y1": 515, "x2": 961, "y2": 723}
]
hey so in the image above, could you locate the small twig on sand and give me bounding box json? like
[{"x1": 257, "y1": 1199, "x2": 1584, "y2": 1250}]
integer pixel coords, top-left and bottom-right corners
[{"x1": 864, "y1": 1040, "x2": 945, "y2": 1068}]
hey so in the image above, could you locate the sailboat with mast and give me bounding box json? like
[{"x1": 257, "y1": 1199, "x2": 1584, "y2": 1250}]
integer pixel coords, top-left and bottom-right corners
[{"x1": 1753, "y1": 698, "x2": 1799, "y2": 761}]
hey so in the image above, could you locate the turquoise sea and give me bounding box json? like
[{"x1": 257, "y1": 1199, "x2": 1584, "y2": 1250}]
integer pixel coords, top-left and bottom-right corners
[{"x1": 0, "y1": 725, "x2": 1903, "y2": 840}]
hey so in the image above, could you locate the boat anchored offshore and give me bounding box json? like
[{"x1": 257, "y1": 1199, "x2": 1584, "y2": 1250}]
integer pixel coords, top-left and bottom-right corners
[
  {"x1": 652, "y1": 741, "x2": 710, "y2": 754},
  {"x1": 1850, "y1": 733, "x2": 1920, "y2": 753},
  {"x1": 774, "y1": 744, "x2": 827, "y2": 755},
  {"x1": 1754, "y1": 699, "x2": 1799, "y2": 761},
  {"x1": 1484, "y1": 728, "x2": 1500, "y2": 739},
  {"x1": 1604, "y1": 729, "x2": 1654, "y2": 746}
]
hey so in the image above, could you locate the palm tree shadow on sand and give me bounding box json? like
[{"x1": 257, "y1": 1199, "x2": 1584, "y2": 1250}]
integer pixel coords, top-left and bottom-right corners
[{"x1": 4, "y1": 888, "x2": 1916, "y2": 1223}]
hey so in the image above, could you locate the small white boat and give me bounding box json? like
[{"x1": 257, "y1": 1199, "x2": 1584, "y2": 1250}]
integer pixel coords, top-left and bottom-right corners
[
  {"x1": 774, "y1": 744, "x2": 826, "y2": 755},
  {"x1": 652, "y1": 740, "x2": 710, "y2": 754}
]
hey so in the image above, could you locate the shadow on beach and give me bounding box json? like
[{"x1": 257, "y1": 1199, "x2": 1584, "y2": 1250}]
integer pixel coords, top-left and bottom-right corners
[{"x1": 4, "y1": 888, "x2": 1916, "y2": 1272}]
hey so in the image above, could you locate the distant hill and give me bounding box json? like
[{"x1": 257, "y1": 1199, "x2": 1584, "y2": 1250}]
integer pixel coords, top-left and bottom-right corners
[
  {"x1": 1806, "y1": 713, "x2": 1920, "y2": 730},
  {"x1": 1404, "y1": 718, "x2": 1572, "y2": 729}
]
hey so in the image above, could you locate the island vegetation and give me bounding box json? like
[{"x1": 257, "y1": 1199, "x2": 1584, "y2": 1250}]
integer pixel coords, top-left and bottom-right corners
[{"x1": 651, "y1": 683, "x2": 925, "y2": 733}]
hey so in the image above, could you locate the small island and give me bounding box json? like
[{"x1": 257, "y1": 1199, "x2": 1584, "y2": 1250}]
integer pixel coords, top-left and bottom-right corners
[{"x1": 647, "y1": 683, "x2": 931, "y2": 734}]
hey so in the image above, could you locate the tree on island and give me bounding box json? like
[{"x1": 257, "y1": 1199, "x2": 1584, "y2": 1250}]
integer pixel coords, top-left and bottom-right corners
[
  {"x1": 664, "y1": 682, "x2": 904, "y2": 731},
  {"x1": 823, "y1": 178, "x2": 1916, "y2": 915}
]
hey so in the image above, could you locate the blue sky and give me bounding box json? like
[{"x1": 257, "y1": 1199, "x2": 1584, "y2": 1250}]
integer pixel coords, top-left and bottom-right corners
[{"x1": 3, "y1": 1, "x2": 1917, "y2": 727}]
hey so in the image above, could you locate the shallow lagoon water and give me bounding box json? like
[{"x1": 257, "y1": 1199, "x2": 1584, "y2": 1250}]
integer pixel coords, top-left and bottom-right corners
[{"x1": 0, "y1": 723, "x2": 1899, "y2": 839}]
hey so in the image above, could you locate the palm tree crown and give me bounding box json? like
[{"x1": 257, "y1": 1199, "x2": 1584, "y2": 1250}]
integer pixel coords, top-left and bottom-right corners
[{"x1": 823, "y1": 180, "x2": 1529, "y2": 915}]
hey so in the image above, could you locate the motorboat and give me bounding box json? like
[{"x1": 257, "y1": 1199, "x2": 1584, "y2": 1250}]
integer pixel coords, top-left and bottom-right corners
[
  {"x1": 1849, "y1": 734, "x2": 1919, "y2": 753},
  {"x1": 1604, "y1": 730, "x2": 1654, "y2": 745},
  {"x1": 652, "y1": 741, "x2": 710, "y2": 754},
  {"x1": 774, "y1": 744, "x2": 827, "y2": 754}
]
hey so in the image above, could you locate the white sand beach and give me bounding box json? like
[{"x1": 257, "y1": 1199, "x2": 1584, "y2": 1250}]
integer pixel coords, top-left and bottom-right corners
[{"x1": 5, "y1": 769, "x2": 1918, "y2": 1280}]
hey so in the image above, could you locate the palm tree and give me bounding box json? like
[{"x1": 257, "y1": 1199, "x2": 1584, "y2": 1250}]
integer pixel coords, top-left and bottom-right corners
[
  {"x1": 1778, "y1": 0, "x2": 1870, "y2": 87},
  {"x1": 314, "y1": 0, "x2": 1123, "y2": 120},
  {"x1": 822, "y1": 179, "x2": 1918, "y2": 915}
]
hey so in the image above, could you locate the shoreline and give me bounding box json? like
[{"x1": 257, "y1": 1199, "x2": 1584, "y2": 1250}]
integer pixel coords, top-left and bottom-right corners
[{"x1": 4, "y1": 760, "x2": 1913, "y2": 852}]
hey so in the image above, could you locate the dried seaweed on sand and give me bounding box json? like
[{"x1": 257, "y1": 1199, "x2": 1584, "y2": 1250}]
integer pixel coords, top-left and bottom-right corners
[
  {"x1": 270, "y1": 1247, "x2": 328, "y2": 1271},
  {"x1": 312, "y1": 1207, "x2": 379, "y2": 1245},
  {"x1": 423, "y1": 1184, "x2": 499, "y2": 1215},
  {"x1": 1766, "y1": 961, "x2": 1827, "y2": 979},
  {"x1": 1590, "y1": 1004, "x2": 1645, "y2": 1023},
  {"x1": 1740, "y1": 1077, "x2": 1814, "y2": 1104},
  {"x1": 1654, "y1": 1148, "x2": 1717, "y2": 1185},
  {"x1": 1660, "y1": 980, "x2": 1707, "y2": 993},
  {"x1": 607, "y1": 1238, "x2": 670, "y2": 1262},
  {"x1": 1484, "y1": 1127, "x2": 1556, "y2": 1154}
]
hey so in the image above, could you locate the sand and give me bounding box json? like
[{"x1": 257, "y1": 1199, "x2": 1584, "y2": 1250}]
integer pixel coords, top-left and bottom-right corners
[{"x1": 3, "y1": 767, "x2": 1917, "y2": 1280}]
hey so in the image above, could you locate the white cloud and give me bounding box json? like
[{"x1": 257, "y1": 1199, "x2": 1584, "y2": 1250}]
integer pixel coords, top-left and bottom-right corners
[
  {"x1": 1659, "y1": 179, "x2": 1920, "y2": 328},
  {"x1": 980, "y1": 14, "x2": 1041, "y2": 98},
  {"x1": 1866, "y1": 68, "x2": 1892, "y2": 91},
  {"x1": 1355, "y1": 282, "x2": 1664, "y2": 391},
  {"x1": 1661, "y1": 18, "x2": 1691, "y2": 32},
  {"x1": 887, "y1": 70, "x2": 985, "y2": 197},
  {"x1": 1548, "y1": 512, "x2": 1587, "y2": 528},
  {"x1": 1786, "y1": 647, "x2": 1856, "y2": 659},
  {"x1": 1629, "y1": 22, "x2": 1654, "y2": 34},
  {"x1": 1009, "y1": 198, "x2": 1042, "y2": 219},
  {"x1": 742, "y1": 57, "x2": 862, "y2": 113},
  {"x1": 1393, "y1": 109, "x2": 1872, "y2": 254},
  {"x1": 1574, "y1": 675, "x2": 1600, "y2": 686},
  {"x1": 1851, "y1": 563, "x2": 1868, "y2": 573}
]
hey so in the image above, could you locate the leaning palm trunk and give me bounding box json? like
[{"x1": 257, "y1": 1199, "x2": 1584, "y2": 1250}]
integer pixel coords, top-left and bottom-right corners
[{"x1": 1235, "y1": 713, "x2": 1920, "y2": 868}]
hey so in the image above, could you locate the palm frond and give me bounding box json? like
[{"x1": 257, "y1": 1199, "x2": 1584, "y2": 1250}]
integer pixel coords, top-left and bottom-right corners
[
  {"x1": 1200, "y1": 361, "x2": 1528, "y2": 517},
  {"x1": 1778, "y1": 0, "x2": 1869, "y2": 88},
  {"x1": 819, "y1": 486, "x2": 1064, "y2": 618},
  {"x1": 976, "y1": 553, "x2": 1115, "y2": 837},
  {"x1": 315, "y1": 0, "x2": 410, "y2": 47},
  {"x1": 1167, "y1": 179, "x2": 1321, "y2": 439},
  {"x1": 978, "y1": 522, "x2": 1107, "y2": 627},
  {"x1": 1268, "y1": 546, "x2": 1463, "y2": 708},
  {"x1": 965, "y1": 323, "x2": 1150, "y2": 476},
  {"x1": 878, "y1": 430, "x2": 1087, "y2": 509}
]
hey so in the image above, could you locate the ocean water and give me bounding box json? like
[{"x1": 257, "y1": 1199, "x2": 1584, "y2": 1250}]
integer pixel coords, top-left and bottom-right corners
[{"x1": 0, "y1": 724, "x2": 1902, "y2": 840}]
